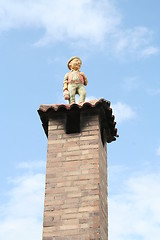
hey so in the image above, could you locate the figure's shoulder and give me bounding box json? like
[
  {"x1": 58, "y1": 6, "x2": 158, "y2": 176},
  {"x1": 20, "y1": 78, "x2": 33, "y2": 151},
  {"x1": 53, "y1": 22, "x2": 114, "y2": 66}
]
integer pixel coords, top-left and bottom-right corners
[{"x1": 64, "y1": 72, "x2": 69, "y2": 78}]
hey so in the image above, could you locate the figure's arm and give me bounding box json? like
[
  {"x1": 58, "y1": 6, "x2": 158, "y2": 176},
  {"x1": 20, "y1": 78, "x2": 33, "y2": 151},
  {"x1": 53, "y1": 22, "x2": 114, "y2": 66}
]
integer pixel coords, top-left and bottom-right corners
[
  {"x1": 80, "y1": 72, "x2": 88, "y2": 86},
  {"x1": 63, "y1": 73, "x2": 68, "y2": 91},
  {"x1": 63, "y1": 73, "x2": 70, "y2": 100}
]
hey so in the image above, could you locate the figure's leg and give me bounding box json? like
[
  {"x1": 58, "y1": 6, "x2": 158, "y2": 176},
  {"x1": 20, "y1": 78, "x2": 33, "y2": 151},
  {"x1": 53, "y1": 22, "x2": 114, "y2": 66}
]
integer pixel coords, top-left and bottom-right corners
[
  {"x1": 77, "y1": 84, "x2": 86, "y2": 104},
  {"x1": 68, "y1": 84, "x2": 76, "y2": 104}
]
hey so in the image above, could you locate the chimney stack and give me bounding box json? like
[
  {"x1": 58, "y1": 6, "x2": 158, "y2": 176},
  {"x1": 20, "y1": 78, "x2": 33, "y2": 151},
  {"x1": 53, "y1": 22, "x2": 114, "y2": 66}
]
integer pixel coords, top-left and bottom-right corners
[{"x1": 38, "y1": 99, "x2": 118, "y2": 240}]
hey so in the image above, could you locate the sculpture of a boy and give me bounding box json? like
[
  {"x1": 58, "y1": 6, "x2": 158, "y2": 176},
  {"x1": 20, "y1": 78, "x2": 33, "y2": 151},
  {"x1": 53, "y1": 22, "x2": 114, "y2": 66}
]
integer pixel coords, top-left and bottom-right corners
[{"x1": 63, "y1": 56, "x2": 88, "y2": 104}]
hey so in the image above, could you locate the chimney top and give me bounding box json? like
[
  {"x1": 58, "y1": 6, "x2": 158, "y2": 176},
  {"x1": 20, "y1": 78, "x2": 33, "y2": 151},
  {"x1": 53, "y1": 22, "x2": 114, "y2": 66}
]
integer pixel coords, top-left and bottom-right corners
[{"x1": 38, "y1": 98, "x2": 119, "y2": 143}]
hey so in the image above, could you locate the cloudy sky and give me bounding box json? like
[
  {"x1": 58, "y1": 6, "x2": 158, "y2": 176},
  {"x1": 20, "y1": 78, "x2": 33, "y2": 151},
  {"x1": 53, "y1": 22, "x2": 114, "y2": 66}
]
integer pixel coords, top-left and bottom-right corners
[{"x1": 0, "y1": 0, "x2": 160, "y2": 239}]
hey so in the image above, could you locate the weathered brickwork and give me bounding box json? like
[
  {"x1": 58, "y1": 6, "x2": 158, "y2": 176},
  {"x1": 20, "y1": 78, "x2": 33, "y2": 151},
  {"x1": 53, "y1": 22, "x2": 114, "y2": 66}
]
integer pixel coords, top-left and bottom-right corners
[{"x1": 42, "y1": 110, "x2": 108, "y2": 240}]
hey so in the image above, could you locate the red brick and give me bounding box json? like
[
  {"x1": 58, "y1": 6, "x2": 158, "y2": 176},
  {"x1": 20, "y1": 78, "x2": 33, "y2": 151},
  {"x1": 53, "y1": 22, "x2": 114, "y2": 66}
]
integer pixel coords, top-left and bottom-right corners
[{"x1": 42, "y1": 109, "x2": 108, "y2": 240}]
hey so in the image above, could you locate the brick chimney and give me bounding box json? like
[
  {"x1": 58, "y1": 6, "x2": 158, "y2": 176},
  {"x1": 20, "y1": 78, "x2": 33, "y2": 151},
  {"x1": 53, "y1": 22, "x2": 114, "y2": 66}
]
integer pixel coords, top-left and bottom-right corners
[{"x1": 38, "y1": 99, "x2": 118, "y2": 240}]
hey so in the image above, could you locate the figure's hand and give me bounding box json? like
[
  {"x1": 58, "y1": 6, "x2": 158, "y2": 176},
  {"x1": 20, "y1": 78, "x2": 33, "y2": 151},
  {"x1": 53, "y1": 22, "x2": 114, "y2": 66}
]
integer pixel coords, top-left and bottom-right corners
[
  {"x1": 63, "y1": 89, "x2": 70, "y2": 100},
  {"x1": 80, "y1": 72, "x2": 85, "y2": 78},
  {"x1": 84, "y1": 78, "x2": 88, "y2": 86}
]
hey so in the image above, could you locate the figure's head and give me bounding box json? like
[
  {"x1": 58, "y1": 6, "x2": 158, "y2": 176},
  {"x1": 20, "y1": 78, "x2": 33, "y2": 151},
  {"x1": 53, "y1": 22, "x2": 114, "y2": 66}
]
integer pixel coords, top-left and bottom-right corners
[{"x1": 67, "y1": 56, "x2": 82, "y2": 71}]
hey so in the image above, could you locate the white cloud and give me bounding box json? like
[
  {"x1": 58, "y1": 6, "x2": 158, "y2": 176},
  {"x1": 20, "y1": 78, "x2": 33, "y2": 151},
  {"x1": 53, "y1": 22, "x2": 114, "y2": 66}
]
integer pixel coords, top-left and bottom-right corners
[
  {"x1": 85, "y1": 96, "x2": 98, "y2": 102},
  {"x1": 109, "y1": 170, "x2": 160, "y2": 240},
  {"x1": 0, "y1": 0, "x2": 158, "y2": 58},
  {"x1": 123, "y1": 76, "x2": 141, "y2": 91},
  {"x1": 0, "y1": 0, "x2": 120, "y2": 46},
  {"x1": 156, "y1": 146, "x2": 160, "y2": 156},
  {"x1": 0, "y1": 162, "x2": 45, "y2": 240},
  {"x1": 112, "y1": 102, "x2": 136, "y2": 123},
  {"x1": 114, "y1": 27, "x2": 150, "y2": 51},
  {"x1": 141, "y1": 46, "x2": 159, "y2": 57},
  {"x1": 18, "y1": 160, "x2": 46, "y2": 170},
  {"x1": 113, "y1": 27, "x2": 159, "y2": 58}
]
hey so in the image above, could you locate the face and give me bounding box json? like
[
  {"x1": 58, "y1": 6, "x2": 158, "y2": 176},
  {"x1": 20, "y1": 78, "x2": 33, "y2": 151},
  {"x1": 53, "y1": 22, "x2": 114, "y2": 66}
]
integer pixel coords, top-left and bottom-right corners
[{"x1": 70, "y1": 58, "x2": 81, "y2": 70}]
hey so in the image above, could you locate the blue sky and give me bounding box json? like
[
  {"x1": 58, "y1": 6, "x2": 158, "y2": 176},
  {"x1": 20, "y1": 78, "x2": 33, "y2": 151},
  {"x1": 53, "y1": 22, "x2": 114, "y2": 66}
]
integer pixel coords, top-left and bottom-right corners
[{"x1": 0, "y1": 0, "x2": 160, "y2": 239}]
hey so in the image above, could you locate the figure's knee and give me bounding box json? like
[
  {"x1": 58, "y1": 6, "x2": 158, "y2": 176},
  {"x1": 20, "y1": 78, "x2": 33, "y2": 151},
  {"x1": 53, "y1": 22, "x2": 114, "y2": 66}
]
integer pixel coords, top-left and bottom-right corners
[
  {"x1": 68, "y1": 88, "x2": 76, "y2": 104},
  {"x1": 69, "y1": 90, "x2": 75, "y2": 98},
  {"x1": 79, "y1": 87, "x2": 86, "y2": 103},
  {"x1": 80, "y1": 87, "x2": 86, "y2": 97},
  {"x1": 83, "y1": 89, "x2": 86, "y2": 98}
]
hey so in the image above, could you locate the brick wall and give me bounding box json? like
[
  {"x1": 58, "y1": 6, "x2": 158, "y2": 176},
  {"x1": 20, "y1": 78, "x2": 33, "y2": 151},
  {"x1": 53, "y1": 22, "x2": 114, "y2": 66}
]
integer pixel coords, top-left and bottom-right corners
[
  {"x1": 42, "y1": 109, "x2": 108, "y2": 240},
  {"x1": 99, "y1": 131, "x2": 108, "y2": 240}
]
